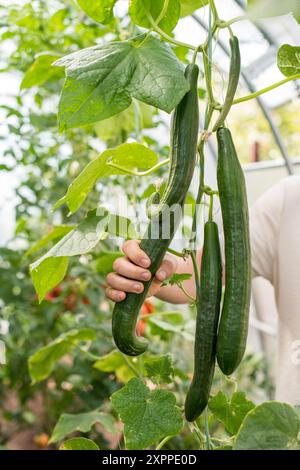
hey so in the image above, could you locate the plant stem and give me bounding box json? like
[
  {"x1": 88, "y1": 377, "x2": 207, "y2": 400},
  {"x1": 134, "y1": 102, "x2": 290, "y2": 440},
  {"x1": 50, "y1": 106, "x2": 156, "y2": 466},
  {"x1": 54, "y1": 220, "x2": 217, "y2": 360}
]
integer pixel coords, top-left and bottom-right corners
[
  {"x1": 233, "y1": 73, "x2": 300, "y2": 105},
  {"x1": 188, "y1": 178, "x2": 205, "y2": 251},
  {"x1": 121, "y1": 353, "x2": 142, "y2": 378},
  {"x1": 204, "y1": 408, "x2": 212, "y2": 450},
  {"x1": 190, "y1": 250, "x2": 200, "y2": 300},
  {"x1": 193, "y1": 421, "x2": 206, "y2": 450},
  {"x1": 167, "y1": 247, "x2": 185, "y2": 257},
  {"x1": 208, "y1": 194, "x2": 214, "y2": 222},
  {"x1": 156, "y1": 435, "x2": 173, "y2": 450},
  {"x1": 107, "y1": 158, "x2": 170, "y2": 176},
  {"x1": 155, "y1": 0, "x2": 170, "y2": 26},
  {"x1": 224, "y1": 15, "x2": 247, "y2": 26},
  {"x1": 68, "y1": 342, "x2": 102, "y2": 362},
  {"x1": 178, "y1": 284, "x2": 196, "y2": 303},
  {"x1": 209, "y1": 0, "x2": 219, "y2": 21},
  {"x1": 188, "y1": 108, "x2": 214, "y2": 252},
  {"x1": 203, "y1": 52, "x2": 215, "y2": 107},
  {"x1": 146, "y1": 10, "x2": 197, "y2": 51}
]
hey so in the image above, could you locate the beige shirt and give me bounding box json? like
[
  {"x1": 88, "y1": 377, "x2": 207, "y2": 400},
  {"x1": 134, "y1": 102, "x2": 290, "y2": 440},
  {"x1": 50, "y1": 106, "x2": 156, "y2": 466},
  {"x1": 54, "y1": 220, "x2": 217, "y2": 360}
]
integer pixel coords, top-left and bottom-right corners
[{"x1": 250, "y1": 175, "x2": 300, "y2": 404}]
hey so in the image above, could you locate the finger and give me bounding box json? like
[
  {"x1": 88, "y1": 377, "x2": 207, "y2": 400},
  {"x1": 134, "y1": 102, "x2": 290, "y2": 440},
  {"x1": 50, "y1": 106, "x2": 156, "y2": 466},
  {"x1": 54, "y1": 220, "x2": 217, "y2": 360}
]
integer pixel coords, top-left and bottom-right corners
[
  {"x1": 113, "y1": 257, "x2": 151, "y2": 282},
  {"x1": 147, "y1": 278, "x2": 162, "y2": 298},
  {"x1": 155, "y1": 254, "x2": 178, "y2": 282},
  {"x1": 121, "y1": 240, "x2": 151, "y2": 268},
  {"x1": 106, "y1": 272, "x2": 144, "y2": 294},
  {"x1": 105, "y1": 287, "x2": 126, "y2": 302}
]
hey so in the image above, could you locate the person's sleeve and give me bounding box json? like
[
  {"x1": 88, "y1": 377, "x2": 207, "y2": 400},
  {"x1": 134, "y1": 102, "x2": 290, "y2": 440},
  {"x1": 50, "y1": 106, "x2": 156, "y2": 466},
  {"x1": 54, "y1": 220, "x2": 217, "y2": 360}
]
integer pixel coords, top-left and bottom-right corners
[{"x1": 250, "y1": 179, "x2": 285, "y2": 283}]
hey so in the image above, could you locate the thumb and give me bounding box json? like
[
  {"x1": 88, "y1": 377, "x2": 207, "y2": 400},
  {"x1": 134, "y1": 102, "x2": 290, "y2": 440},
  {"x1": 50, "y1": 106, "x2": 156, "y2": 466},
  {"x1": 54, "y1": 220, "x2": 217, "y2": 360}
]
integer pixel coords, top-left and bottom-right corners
[{"x1": 155, "y1": 254, "x2": 178, "y2": 283}]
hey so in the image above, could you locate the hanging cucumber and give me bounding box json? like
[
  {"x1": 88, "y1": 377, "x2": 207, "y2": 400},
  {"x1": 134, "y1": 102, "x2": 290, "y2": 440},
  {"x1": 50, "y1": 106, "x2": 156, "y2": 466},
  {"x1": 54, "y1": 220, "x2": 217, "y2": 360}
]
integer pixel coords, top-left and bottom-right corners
[
  {"x1": 112, "y1": 64, "x2": 199, "y2": 356},
  {"x1": 216, "y1": 127, "x2": 251, "y2": 375},
  {"x1": 212, "y1": 36, "x2": 241, "y2": 132},
  {"x1": 185, "y1": 219, "x2": 222, "y2": 421}
]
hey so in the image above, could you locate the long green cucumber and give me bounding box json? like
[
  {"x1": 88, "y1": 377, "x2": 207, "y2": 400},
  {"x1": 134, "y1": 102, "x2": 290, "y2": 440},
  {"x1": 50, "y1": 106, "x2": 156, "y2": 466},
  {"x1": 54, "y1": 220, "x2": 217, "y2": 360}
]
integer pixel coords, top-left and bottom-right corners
[
  {"x1": 216, "y1": 127, "x2": 251, "y2": 375},
  {"x1": 185, "y1": 221, "x2": 222, "y2": 421},
  {"x1": 213, "y1": 36, "x2": 241, "y2": 132},
  {"x1": 112, "y1": 64, "x2": 199, "y2": 356}
]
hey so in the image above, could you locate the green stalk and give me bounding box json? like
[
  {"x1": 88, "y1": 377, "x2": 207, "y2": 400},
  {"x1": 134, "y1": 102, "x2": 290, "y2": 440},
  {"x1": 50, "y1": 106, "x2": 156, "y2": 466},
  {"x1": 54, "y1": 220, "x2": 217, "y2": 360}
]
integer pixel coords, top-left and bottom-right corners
[
  {"x1": 145, "y1": 10, "x2": 197, "y2": 51},
  {"x1": 121, "y1": 353, "x2": 143, "y2": 378},
  {"x1": 167, "y1": 247, "x2": 185, "y2": 258},
  {"x1": 233, "y1": 73, "x2": 300, "y2": 105},
  {"x1": 208, "y1": 194, "x2": 214, "y2": 222},
  {"x1": 107, "y1": 158, "x2": 170, "y2": 176},
  {"x1": 156, "y1": 435, "x2": 173, "y2": 450},
  {"x1": 209, "y1": 0, "x2": 219, "y2": 21},
  {"x1": 218, "y1": 15, "x2": 247, "y2": 27},
  {"x1": 155, "y1": 0, "x2": 170, "y2": 26},
  {"x1": 204, "y1": 408, "x2": 213, "y2": 450}
]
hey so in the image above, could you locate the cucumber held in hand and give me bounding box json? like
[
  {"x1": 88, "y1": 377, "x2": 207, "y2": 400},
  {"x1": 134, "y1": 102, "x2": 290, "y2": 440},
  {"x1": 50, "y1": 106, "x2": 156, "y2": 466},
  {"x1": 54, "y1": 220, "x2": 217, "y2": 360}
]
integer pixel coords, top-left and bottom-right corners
[
  {"x1": 216, "y1": 127, "x2": 251, "y2": 375},
  {"x1": 112, "y1": 64, "x2": 199, "y2": 356},
  {"x1": 185, "y1": 221, "x2": 222, "y2": 421}
]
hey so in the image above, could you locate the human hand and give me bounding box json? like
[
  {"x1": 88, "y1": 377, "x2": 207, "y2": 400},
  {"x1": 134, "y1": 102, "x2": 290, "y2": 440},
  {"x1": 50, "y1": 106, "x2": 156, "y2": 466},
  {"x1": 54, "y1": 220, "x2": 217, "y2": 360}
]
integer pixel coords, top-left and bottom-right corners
[{"x1": 105, "y1": 240, "x2": 178, "y2": 302}]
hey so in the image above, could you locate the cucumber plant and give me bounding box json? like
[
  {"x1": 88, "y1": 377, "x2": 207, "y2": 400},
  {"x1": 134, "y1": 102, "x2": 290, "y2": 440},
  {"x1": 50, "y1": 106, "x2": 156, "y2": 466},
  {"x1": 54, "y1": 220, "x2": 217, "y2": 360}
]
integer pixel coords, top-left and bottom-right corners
[{"x1": 21, "y1": 0, "x2": 300, "y2": 449}]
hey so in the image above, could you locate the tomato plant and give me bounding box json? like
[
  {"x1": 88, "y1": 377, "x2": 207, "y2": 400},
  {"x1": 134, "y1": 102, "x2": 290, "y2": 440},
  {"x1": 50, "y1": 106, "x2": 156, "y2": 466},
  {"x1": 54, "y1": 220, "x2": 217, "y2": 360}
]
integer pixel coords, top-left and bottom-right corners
[{"x1": 1, "y1": 0, "x2": 300, "y2": 451}]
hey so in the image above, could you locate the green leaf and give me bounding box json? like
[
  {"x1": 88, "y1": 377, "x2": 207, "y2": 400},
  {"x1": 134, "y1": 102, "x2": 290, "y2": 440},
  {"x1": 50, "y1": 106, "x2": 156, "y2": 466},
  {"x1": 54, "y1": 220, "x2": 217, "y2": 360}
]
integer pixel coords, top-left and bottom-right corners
[
  {"x1": 25, "y1": 225, "x2": 75, "y2": 258},
  {"x1": 54, "y1": 34, "x2": 189, "y2": 130},
  {"x1": 93, "y1": 350, "x2": 125, "y2": 372},
  {"x1": 111, "y1": 378, "x2": 183, "y2": 449},
  {"x1": 28, "y1": 328, "x2": 96, "y2": 383},
  {"x1": 48, "y1": 8, "x2": 68, "y2": 32},
  {"x1": 248, "y1": 0, "x2": 300, "y2": 21},
  {"x1": 20, "y1": 53, "x2": 64, "y2": 90},
  {"x1": 93, "y1": 349, "x2": 137, "y2": 383},
  {"x1": 60, "y1": 437, "x2": 99, "y2": 450},
  {"x1": 95, "y1": 251, "x2": 122, "y2": 275},
  {"x1": 209, "y1": 391, "x2": 255, "y2": 436},
  {"x1": 54, "y1": 143, "x2": 158, "y2": 213},
  {"x1": 76, "y1": 0, "x2": 117, "y2": 24},
  {"x1": 234, "y1": 402, "x2": 300, "y2": 450},
  {"x1": 180, "y1": 0, "x2": 209, "y2": 17},
  {"x1": 129, "y1": 0, "x2": 181, "y2": 34},
  {"x1": 30, "y1": 209, "x2": 109, "y2": 301},
  {"x1": 144, "y1": 354, "x2": 174, "y2": 384},
  {"x1": 30, "y1": 256, "x2": 69, "y2": 303},
  {"x1": 278, "y1": 44, "x2": 300, "y2": 77},
  {"x1": 148, "y1": 311, "x2": 185, "y2": 336},
  {"x1": 51, "y1": 409, "x2": 116, "y2": 443},
  {"x1": 95, "y1": 102, "x2": 155, "y2": 143}
]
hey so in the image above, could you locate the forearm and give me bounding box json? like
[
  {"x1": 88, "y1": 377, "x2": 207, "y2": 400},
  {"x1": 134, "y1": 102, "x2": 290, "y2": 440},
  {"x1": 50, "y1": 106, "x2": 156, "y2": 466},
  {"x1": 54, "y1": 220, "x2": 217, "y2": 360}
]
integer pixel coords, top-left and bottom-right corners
[{"x1": 155, "y1": 250, "x2": 202, "y2": 304}]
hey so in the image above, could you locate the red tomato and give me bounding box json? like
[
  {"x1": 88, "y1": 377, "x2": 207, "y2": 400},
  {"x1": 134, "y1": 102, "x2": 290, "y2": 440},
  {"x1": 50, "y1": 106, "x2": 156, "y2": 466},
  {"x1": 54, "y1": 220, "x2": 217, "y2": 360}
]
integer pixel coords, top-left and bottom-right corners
[
  {"x1": 44, "y1": 292, "x2": 55, "y2": 302},
  {"x1": 34, "y1": 433, "x2": 49, "y2": 449},
  {"x1": 141, "y1": 300, "x2": 154, "y2": 315},
  {"x1": 136, "y1": 319, "x2": 145, "y2": 336},
  {"x1": 44, "y1": 285, "x2": 62, "y2": 302},
  {"x1": 52, "y1": 285, "x2": 62, "y2": 297},
  {"x1": 63, "y1": 293, "x2": 78, "y2": 311}
]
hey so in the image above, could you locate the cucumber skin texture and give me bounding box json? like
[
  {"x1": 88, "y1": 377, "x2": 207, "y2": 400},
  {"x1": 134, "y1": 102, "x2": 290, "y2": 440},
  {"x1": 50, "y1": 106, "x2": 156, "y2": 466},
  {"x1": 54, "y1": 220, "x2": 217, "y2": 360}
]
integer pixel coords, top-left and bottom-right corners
[
  {"x1": 112, "y1": 64, "x2": 199, "y2": 356},
  {"x1": 216, "y1": 127, "x2": 251, "y2": 375},
  {"x1": 185, "y1": 221, "x2": 222, "y2": 422},
  {"x1": 212, "y1": 36, "x2": 241, "y2": 132}
]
